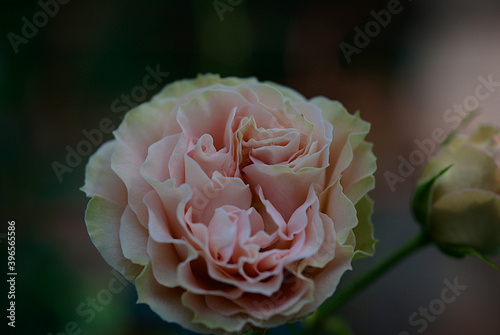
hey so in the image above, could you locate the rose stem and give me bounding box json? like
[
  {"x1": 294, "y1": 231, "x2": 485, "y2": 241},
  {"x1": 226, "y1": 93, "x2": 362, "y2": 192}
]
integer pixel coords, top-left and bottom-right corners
[{"x1": 308, "y1": 231, "x2": 432, "y2": 332}]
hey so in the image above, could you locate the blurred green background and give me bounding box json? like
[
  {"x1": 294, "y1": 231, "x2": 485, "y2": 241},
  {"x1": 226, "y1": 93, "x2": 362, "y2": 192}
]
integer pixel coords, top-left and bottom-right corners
[{"x1": 1, "y1": 0, "x2": 500, "y2": 334}]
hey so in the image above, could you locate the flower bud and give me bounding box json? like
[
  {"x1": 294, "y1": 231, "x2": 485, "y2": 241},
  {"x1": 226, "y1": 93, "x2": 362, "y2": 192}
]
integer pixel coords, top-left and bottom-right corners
[{"x1": 416, "y1": 125, "x2": 500, "y2": 255}]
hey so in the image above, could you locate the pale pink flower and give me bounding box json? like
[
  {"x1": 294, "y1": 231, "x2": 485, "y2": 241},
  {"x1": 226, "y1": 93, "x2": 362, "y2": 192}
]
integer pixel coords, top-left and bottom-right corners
[{"x1": 82, "y1": 74, "x2": 376, "y2": 334}]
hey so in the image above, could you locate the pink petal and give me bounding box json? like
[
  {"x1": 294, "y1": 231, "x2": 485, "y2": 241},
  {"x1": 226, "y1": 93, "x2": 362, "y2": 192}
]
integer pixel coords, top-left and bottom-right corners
[
  {"x1": 85, "y1": 195, "x2": 143, "y2": 281},
  {"x1": 244, "y1": 164, "x2": 325, "y2": 222},
  {"x1": 140, "y1": 134, "x2": 181, "y2": 183},
  {"x1": 119, "y1": 205, "x2": 149, "y2": 266},
  {"x1": 81, "y1": 140, "x2": 127, "y2": 207},
  {"x1": 135, "y1": 264, "x2": 211, "y2": 334}
]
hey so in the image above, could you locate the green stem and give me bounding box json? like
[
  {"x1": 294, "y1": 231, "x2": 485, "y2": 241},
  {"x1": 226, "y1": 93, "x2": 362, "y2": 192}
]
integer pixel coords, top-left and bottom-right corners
[{"x1": 309, "y1": 232, "x2": 432, "y2": 331}]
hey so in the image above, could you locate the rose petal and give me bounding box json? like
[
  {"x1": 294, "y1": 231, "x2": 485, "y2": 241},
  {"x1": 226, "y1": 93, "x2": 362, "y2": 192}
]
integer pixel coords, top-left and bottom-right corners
[
  {"x1": 111, "y1": 98, "x2": 180, "y2": 225},
  {"x1": 231, "y1": 275, "x2": 313, "y2": 320},
  {"x1": 142, "y1": 180, "x2": 192, "y2": 243},
  {"x1": 182, "y1": 292, "x2": 248, "y2": 333},
  {"x1": 119, "y1": 205, "x2": 149, "y2": 265},
  {"x1": 185, "y1": 156, "x2": 252, "y2": 224},
  {"x1": 147, "y1": 237, "x2": 199, "y2": 288},
  {"x1": 319, "y1": 181, "x2": 358, "y2": 245},
  {"x1": 186, "y1": 134, "x2": 236, "y2": 178},
  {"x1": 263, "y1": 81, "x2": 307, "y2": 103},
  {"x1": 352, "y1": 196, "x2": 377, "y2": 259},
  {"x1": 340, "y1": 141, "x2": 376, "y2": 205},
  {"x1": 135, "y1": 264, "x2": 211, "y2": 334},
  {"x1": 152, "y1": 73, "x2": 257, "y2": 101},
  {"x1": 244, "y1": 164, "x2": 325, "y2": 222},
  {"x1": 431, "y1": 189, "x2": 500, "y2": 254},
  {"x1": 295, "y1": 232, "x2": 355, "y2": 317},
  {"x1": 208, "y1": 208, "x2": 238, "y2": 262},
  {"x1": 140, "y1": 134, "x2": 181, "y2": 183},
  {"x1": 85, "y1": 195, "x2": 143, "y2": 281},
  {"x1": 177, "y1": 89, "x2": 248, "y2": 150},
  {"x1": 295, "y1": 212, "x2": 337, "y2": 271},
  {"x1": 311, "y1": 97, "x2": 371, "y2": 190},
  {"x1": 81, "y1": 140, "x2": 127, "y2": 207},
  {"x1": 422, "y1": 144, "x2": 500, "y2": 201}
]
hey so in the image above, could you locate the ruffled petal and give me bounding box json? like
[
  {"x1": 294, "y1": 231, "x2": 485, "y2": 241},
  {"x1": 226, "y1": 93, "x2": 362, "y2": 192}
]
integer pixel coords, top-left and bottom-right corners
[
  {"x1": 295, "y1": 232, "x2": 355, "y2": 317},
  {"x1": 111, "y1": 97, "x2": 179, "y2": 225},
  {"x1": 152, "y1": 73, "x2": 257, "y2": 101},
  {"x1": 177, "y1": 89, "x2": 249, "y2": 150},
  {"x1": 140, "y1": 134, "x2": 181, "y2": 183},
  {"x1": 85, "y1": 195, "x2": 143, "y2": 281},
  {"x1": 182, "y1": 292, "x2": 248, "y2": 333},
  {"x1": 135, "y1": 264, "x2": 212, "y2": 334},
  {"x1": 319, "y1": 181, "x2": 358, "y2": 245},
  {"x1": 311, "y1": 97, "x2": 371, "y2": 190},
  {"x1": 340, "y1": 141, "x2": 376, "y2": 205},
  {"x1": 352, "y1": 196, "x2": 377, "y2": 259},
  {"x1": 119, "y1": 205, "x2": 149, "y2": 265},
  {"x1": 244, "y1": 164, "x2": 325, "y2": 222},
  {"x1": 81, "y1": 140, "x2": 127, "y2": 207}
]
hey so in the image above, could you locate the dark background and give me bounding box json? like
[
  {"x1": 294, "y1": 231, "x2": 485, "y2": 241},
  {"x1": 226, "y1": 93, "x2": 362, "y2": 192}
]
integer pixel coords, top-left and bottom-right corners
[{"x1": 1, "y1": 0, "x2": 500, "y2": 334}]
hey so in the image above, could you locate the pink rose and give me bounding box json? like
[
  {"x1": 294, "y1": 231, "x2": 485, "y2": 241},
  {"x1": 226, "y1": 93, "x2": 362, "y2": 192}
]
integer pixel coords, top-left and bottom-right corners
[{"x1": 82, "y1": 74, "x2": 376, "y2": 333}]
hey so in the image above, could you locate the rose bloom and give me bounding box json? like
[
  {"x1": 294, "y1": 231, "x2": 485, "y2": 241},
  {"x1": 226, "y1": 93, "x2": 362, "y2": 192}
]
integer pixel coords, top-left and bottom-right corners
[
  {"x1": 82, "y1": 74, "x2": 376, "y2": 334},
  {"x1": 419, "y1": 125, "x2": 500, "y2": 255}
]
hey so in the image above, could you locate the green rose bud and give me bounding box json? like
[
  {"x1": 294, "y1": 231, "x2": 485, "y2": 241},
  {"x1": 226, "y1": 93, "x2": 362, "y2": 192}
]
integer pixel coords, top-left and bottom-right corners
[{"x1": 415, "y1": 125, "x2": 500, "y2": 255}]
